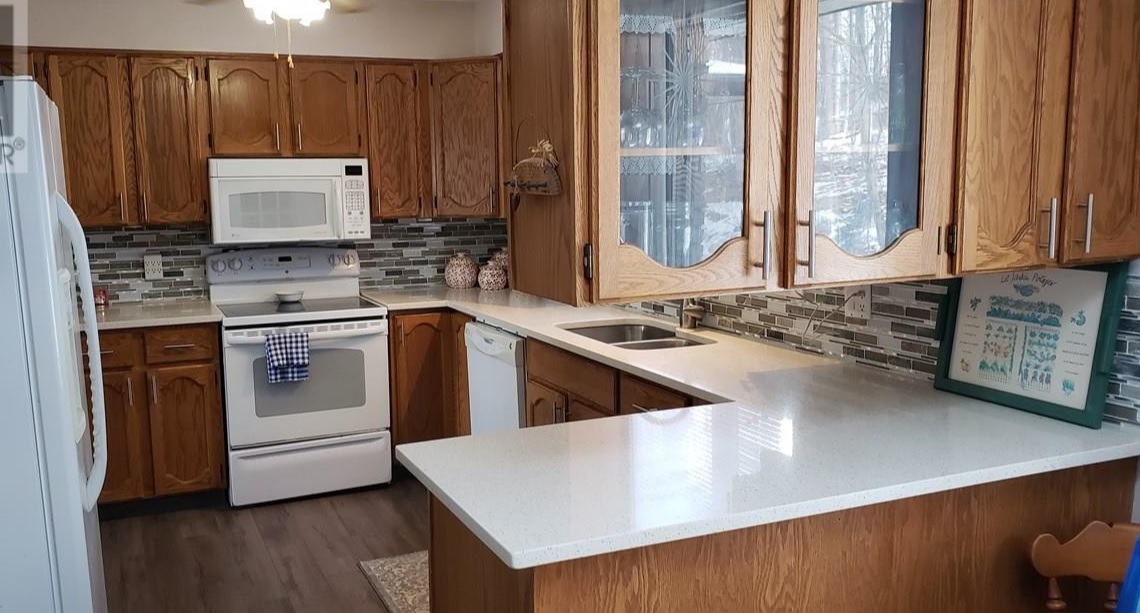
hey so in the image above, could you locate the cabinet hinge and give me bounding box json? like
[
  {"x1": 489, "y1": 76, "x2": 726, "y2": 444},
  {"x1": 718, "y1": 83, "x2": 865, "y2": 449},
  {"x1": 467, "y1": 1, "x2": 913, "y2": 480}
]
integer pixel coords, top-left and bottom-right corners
[
  {"x1": 429, "y1": 71, "x2": 434, "y2": 86},
  {"x1": 946, "y1": 224, "x2": 958, "y2": 257},
  {"x1": 358, "y1": 133, "x2": 362, "y2": 148},
  {"x1": 203, "y1": 64, "x2": 209, "y2": 81},
  {"x1": 413, "y1": 71, "x2": 418, "y2": 87},
  {"x1": 433, "y1": 195, "x2": 439, "y2": 212},
  {"x1": 207, "y1": 132, "x2": 214, "y2": 149},
  {"x1": 583, "y1": 243, "x2": 594, "y2": 281}
]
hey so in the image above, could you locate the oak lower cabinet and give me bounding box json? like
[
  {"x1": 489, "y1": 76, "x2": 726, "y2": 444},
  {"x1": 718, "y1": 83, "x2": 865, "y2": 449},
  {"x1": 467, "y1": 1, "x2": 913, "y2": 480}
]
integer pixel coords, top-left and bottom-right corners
[
  {"x1": 92, "y1": 324, "x2": 224, "y2": 504},
  {"x1": 147, "y1": 363, "x2": 224, "y2": 495},
  {"x1": 391, "y1": 311, "x2": 472, "y2": 447},
  {"x1": 447, "y1": 312, "x2": 475, "y2": 436},
  {"x1": 99, "y1": 370, "x2": 152, "y2": 503},
  {"x1": 618, "y1": 374, "x2": 691, "y2": 416},
  {"x1": 524, "y1": 341, "x2": 616, "y2": 425}
]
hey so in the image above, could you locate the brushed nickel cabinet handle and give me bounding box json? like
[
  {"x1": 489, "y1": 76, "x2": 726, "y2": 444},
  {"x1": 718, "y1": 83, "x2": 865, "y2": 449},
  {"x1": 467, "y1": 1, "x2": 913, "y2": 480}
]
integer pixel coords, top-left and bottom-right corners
[
  {"x1": 163, "y1": 343, "x2": 198, "y2": 350},
  {"x1": 150, "y1": 375, "x2": 158, "y2": 406},
  {"x1": 126, "y1": 376, "x2": 134, "y2": 407},
  {"x1": 762, "y1": 210, "x2": 772, "y2": 280},
  {"x1": 796, "y1": 210, "x2": 816, "y2": 279},
  {"x1": 554, "y1": 401, "x2": 564, "y2": 423},
  {"x1": 296, "y1": 122, "x2": 303, "y2": 151},
  {"x1": 631, "y1": 403, "x2": 655, "y2": 414},
  {"x1": 274, "y1": 123, "x2": 281, "y2": 151},
  {"x1": 141, "y1": 192, "x2": 149, "y2": 222},
  {"x1": 551, "y1": 400, "x2": 557, "y2": 425},
  {"x1": 118, "y1": 193, "x2": 126, "y2": 221},
  {"x1": 100, "y1": 349, "x2": 114, "y2": 355},
  {"x1": 1047, "y1": 197, "x2": 1058, "y2": 260},
  {"x1": 1084, "y1": 193, "x2": 1094, "y2": 254}
]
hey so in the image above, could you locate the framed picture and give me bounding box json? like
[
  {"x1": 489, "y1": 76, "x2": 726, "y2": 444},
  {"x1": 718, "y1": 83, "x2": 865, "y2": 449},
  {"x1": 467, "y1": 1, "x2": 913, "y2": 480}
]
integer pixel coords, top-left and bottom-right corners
[{"x1": 934, "y1": 264, "x2": 1130, "y2": 429}]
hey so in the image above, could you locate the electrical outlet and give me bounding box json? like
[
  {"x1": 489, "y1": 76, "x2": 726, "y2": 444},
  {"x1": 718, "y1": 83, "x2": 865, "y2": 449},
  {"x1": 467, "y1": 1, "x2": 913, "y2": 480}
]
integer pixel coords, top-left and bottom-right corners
[
  {"x1": 845, "y1": 285, "x2": 871, "y2": 320},
  {"x1": 143, "y1": 254, "x2": 164, "y2": 281}
]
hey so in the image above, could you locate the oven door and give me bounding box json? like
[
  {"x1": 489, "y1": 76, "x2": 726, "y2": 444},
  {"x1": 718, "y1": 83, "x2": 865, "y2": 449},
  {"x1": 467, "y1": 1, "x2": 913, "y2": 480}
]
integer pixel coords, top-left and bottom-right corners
[
  {"x1": 211, "y1": 176, "x2": 344, "y2": 245},
  {"x1": 222, "y1": 319, "x2": 390, "y2": 448}
]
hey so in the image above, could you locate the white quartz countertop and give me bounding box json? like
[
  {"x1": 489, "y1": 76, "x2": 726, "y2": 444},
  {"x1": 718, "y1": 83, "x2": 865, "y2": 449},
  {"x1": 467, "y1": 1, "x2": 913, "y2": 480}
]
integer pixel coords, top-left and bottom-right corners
[
  {"x1": 91, "y1": 299, "x2": 223, "y2": 331},
  {"x1": 398, "y1": 389, "x2": 1140, "y2": 569},
  {"x1": 362, "y1": 287, "x2": 835, "y2": 403}
]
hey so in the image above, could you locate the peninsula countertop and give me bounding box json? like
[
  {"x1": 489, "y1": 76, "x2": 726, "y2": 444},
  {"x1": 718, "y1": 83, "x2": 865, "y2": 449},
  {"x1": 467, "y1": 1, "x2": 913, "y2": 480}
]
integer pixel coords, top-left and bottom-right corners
[{"x1": 398, "y1": 386, "x2": 1140, "y2": 570}]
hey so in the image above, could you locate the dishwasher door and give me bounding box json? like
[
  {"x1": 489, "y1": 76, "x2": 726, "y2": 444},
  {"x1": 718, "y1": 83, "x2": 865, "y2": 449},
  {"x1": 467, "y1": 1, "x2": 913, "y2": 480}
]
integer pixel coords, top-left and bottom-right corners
[{"x1": 464, "y1": 322, "x2": 526, "y2": 434}]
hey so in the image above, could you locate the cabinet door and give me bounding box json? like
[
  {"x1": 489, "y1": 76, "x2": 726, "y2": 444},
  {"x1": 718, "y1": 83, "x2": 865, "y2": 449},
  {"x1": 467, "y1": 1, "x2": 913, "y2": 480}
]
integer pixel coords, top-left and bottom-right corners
[
  {"x1": 207, "y1": 58, "x2": 286, "y2": 155},
  {"x1": 147, "y1": 364, "x2": 224, "y2": 496},
  {"x1": 1061, "y1": 0, "x2": 1140, "y2": 263},
  {"x1": 525, "y1": 379, "x2": 565, "y2": 427},
  {"x1": 130, "y1": 57, "x2": 208, "y2": 224},
  {"x1": 98, "y1": 371, "x2": 153, "y2": 504},
  {"x1": 430, "y1": 59, "x2": 500, "y2": 217},
  {"x1": 594, "y1": 0, "x2": 787, "y2": 300},
  {"x1": 290, "y1": 60, "x2": 364, "y2": 156},
  {"x1": 366, "y1": 63, "x2": 423, "y2": 219},
  {"x1": 789, "y1": 0, "x2": 958, "y2": 285},
  {"x1": 47, "y1": 54, "x2": 135, "y2": 227},
  {"x1": 391, "y1": 312, "x2": 451, "y2": 445},
  {"x1": 448, "y1": 312, "x2": 475, "y2": 436}
]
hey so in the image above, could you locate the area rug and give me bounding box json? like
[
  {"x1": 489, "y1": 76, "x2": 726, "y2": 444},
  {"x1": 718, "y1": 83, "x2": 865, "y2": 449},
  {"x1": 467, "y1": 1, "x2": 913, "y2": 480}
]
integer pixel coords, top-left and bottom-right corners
[{"x1": 359, "y1": 551, "x2": 429, "y2": 613}]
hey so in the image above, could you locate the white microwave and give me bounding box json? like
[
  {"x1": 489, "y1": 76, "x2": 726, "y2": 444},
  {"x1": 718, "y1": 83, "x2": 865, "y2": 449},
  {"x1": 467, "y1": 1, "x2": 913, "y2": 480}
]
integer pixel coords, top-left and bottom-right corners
[{"x1": 209, "y1": 158, "x2": 371, "y2": 245}]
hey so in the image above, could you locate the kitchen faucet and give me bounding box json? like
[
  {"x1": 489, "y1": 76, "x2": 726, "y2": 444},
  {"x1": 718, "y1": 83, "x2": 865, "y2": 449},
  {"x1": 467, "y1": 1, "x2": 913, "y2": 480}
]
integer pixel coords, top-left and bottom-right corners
[{"x1": 680, "y1": 299, "x2": 706, "y2": 330}]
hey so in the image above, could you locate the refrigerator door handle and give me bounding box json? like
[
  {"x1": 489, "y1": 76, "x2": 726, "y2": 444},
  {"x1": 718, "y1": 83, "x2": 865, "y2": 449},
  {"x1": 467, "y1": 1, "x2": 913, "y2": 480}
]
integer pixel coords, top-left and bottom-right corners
[{"x1": 56, "y1": 194, "x2": 107, "y2": 511}]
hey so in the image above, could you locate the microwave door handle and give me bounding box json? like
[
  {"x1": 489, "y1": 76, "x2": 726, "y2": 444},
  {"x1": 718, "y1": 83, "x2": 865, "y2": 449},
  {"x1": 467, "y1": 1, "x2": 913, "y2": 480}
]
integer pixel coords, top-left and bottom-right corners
[{"x1": 332, "y1": 182, "x2": 343, "y2": 236}]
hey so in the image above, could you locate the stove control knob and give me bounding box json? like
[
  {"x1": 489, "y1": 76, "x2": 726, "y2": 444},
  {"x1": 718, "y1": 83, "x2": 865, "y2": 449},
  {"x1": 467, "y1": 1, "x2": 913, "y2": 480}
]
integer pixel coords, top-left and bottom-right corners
[
  {"x1": 210, "y1": 259, "x2": 227, "y2": 274},
  {"x1": 329, "y1": 254, "x2": 340, "y2": 267},
  {"x1": 227, "y1": 257, "x2": 244, "y2": 271},
  {"x1": 342, "y1": 253, "x2": 356, "y2": 266}
]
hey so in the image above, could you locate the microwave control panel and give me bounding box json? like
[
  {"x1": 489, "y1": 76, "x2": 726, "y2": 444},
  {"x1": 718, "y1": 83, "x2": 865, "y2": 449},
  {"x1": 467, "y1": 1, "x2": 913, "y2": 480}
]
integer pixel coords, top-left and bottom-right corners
[{"x1": 342, "y1": 172, "x2": 370, "y2": 239}]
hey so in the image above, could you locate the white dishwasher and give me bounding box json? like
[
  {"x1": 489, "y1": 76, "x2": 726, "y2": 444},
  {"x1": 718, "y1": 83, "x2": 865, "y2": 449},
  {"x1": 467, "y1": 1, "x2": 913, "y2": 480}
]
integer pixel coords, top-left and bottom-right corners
[{"x1": 465, "y1": 322, "x2": 526, "y2": 434}]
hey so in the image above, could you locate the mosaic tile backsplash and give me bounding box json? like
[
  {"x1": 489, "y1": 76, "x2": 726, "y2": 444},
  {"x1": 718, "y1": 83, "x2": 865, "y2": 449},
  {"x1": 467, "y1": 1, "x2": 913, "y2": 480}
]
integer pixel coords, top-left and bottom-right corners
[
  {"x1": 84, "y1": 218, "x2": 509, "y2": 303},
  {"x1": 626, "y1": 264, "x2": 1140, "y2": 424}
]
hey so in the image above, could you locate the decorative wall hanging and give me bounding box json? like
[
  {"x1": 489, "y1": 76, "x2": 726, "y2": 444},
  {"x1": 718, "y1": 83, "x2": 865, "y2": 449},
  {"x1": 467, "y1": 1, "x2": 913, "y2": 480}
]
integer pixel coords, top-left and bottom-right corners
[
  {"x1": 505, "y1": 139, "x2": 562, "y2": 198},
  {"x1": 934, "y1": 263, "x2": 1130, "y2": 429}
]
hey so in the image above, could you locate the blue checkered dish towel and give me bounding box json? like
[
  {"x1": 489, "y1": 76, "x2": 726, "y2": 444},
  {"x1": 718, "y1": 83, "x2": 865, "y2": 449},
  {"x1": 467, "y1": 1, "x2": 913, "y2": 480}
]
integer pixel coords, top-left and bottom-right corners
[{"x1": 265, "y1": 332, "x2": 310, "y2": 384}]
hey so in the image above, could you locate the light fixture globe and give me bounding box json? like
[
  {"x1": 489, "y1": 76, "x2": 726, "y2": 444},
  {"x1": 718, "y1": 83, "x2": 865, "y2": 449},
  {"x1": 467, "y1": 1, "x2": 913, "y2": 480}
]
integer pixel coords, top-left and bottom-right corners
[{"x1": 242, "y1": 0, "x2": 331, "y2": 26}]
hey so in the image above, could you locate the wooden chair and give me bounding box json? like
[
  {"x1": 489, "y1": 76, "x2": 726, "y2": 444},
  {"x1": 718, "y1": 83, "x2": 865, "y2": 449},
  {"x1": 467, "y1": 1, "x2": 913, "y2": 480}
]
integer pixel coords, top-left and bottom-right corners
[{"x1": 1031, "y1": 521, "x2": 1140, "y2": 611}]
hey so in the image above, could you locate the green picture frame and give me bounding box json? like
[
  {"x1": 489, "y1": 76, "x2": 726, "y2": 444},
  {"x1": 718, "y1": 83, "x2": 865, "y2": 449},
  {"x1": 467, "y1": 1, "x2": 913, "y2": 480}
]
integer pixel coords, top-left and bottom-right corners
[{"x1": 934, "y1": 263, "x2": 1130, "y2": 429}]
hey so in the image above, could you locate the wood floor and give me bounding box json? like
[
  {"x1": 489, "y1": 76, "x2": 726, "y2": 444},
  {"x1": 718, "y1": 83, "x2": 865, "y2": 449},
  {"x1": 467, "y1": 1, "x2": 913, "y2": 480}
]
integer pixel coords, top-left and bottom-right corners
[{"x1": 100, "y1": 475, "x2": 430, "y2": 613}]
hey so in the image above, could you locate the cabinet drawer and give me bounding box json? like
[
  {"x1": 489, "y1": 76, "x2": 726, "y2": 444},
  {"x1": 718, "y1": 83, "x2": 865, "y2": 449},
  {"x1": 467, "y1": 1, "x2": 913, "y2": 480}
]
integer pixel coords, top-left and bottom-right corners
[
  {"x1": 144, "y1": 325, "x2": 219, "y2": 364},
  {"x1": 95, "y1": 332, "x2": 144, "y2": 371},
  {"x1": 526, "y1": 341, "x2": 616, "y2": 413},
  {"x1": 619, "y1": 374, "x2": 690, "y2": 416},
  {"x1": 566, "y1": 399, "x2": 609, "y2": 423}
]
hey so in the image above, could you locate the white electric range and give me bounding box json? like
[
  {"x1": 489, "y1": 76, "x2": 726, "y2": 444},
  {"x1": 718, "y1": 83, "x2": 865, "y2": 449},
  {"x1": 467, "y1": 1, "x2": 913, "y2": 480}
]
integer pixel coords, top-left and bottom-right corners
[{"x1": 208, "y1": 247, "x2": 391, "y2": 506}]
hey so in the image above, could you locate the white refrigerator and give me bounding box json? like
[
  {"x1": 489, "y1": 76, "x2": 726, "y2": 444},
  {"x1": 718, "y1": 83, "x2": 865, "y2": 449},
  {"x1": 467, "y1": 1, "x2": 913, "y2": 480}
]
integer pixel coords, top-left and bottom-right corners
[{"x1": 0, "y1": 77, "x2": 109, "y2": 613}]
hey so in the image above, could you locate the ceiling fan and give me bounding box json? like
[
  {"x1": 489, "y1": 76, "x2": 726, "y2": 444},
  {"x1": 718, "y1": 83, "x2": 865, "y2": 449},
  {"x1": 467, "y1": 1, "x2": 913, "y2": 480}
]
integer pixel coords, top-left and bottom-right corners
[{"x1": 183, "y1": 0, "x2": 377, "y2": 16}]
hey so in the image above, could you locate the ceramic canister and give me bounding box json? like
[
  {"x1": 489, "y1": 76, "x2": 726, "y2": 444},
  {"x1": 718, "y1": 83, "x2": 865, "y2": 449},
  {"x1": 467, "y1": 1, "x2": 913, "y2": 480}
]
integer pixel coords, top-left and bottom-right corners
[{"x1": 445, "y1": 252, "x2": 478, "y2": 289}]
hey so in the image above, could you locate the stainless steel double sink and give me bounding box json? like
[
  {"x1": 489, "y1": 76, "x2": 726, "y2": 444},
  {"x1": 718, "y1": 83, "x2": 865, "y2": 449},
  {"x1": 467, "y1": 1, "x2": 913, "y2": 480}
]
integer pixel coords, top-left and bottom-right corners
[{"x1": 561, "y1": 321, "x2": 715, "y2": 350}]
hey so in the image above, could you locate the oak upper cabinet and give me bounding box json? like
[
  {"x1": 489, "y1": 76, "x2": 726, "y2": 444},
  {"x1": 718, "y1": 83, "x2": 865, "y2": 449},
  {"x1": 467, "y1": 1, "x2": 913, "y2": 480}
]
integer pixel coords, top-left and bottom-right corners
[
  {"x1": 289, "y1": 60, "x2": 364, "y2": 156},
  {"x1": 99, "y1": 370, "x2": 152, "y2": 504},
  {"x1": 954, "y1": 0, "x2": 1072, "y2": 273},
  {"x1": 46, "y1": 53, "x2": 136, "y2": 227},
  {"x1": 430, "y1": 59, "x2": 501, "y2": 217},
  {"x1": 366, "y1": 63, "x2": 423, "y2": 219},
  {"x1": 129, "y1": 57, "x2": 209, "y2": 224},
  {"x1": 147, "y1": 363, "x2": 224, "y2": 496},
  {"x1": 207, "y1": 58, "x2": 287, "y2": 155},
  {"x1": 1060, "y1": 0, "x2": 1140, "y2": 263},
  {"x1": 787, "y1": 0, "x2": 958, "y2": 286},
  {"x1": 390, "y1": 312, "x2": 451, "y2": 446},
  {"x1": 593, "y1": 0, "x2": 787, "y2": 301}
]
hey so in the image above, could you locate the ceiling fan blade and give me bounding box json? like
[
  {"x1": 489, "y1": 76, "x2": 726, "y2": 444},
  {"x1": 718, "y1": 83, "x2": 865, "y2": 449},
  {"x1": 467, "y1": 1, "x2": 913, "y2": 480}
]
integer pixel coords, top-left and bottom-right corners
[
  {"x1": 183, "y1": 0, "x2": 230, "y2": 5},
  {"x1": 331, "y1": 0, "x2": 375, "y2": 13}
]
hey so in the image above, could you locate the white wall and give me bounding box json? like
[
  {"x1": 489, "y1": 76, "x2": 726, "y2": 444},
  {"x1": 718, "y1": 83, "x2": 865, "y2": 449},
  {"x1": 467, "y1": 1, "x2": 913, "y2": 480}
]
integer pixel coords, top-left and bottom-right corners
[
  {"x1": 28, "y1": 0, "x2": 500, "y2": 59},
  {"x1": 471, "y1": 0, "x2": 503, "y2": 55}
]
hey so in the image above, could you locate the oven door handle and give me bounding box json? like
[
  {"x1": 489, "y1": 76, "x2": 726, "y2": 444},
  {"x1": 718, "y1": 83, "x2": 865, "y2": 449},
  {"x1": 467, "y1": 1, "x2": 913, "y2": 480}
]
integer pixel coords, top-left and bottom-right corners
[
  {"x1": 225, "y1": 326, "x2": 388, "y2": 346},
  {"x1": 233, "y1": 431, "x2": 386, "y2": 459}
]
